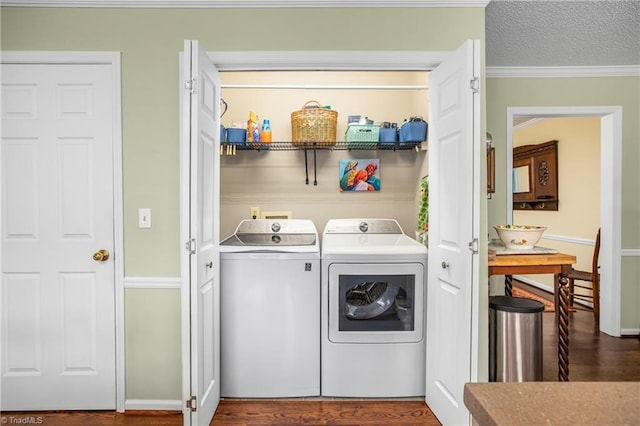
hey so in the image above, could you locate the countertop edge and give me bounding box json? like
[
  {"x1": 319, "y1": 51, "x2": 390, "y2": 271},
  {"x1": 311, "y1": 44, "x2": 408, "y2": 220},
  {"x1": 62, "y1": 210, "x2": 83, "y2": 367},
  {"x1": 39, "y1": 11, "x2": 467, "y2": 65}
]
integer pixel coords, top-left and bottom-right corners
[{"x1": 464, "y1": 382, "x2": 640, "y2": 426}]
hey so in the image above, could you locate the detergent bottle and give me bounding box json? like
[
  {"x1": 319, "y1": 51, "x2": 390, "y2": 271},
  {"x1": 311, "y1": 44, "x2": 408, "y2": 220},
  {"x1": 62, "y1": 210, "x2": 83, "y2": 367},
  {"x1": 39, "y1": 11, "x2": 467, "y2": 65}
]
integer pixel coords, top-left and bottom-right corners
[
  {"x1": 247, "y1": 111, "x2": 260, "y2": 143},
  {"x1": 260, "y1": 119, "x2": 272, "y2": 143}
]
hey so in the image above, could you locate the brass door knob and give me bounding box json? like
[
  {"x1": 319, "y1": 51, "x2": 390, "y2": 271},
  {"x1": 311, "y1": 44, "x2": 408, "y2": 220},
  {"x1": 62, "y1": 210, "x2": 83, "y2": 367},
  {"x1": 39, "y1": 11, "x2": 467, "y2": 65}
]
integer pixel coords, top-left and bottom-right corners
[{"x1": 93, "y1": 249, "x2": 110, "y2": 262}]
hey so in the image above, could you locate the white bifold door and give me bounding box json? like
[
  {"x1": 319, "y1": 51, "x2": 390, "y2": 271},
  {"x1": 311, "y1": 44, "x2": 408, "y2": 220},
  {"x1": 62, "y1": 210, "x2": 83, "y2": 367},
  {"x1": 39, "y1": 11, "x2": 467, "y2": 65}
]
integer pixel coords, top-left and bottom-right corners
[
  {"x1": 180, "y1": 40, "x2": 221, "y2": 426},
  {"x1": 1, "y1": 61, "x2": 117, "y2": 410},
  {"x1": 425, "y1": 40, "x2": 480, "y2": 426}
]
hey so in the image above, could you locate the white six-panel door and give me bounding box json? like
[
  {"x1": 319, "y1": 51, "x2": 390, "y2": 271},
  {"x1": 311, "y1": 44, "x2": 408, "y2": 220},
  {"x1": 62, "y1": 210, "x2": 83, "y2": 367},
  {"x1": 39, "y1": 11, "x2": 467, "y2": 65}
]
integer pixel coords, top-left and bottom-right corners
[
  {"x1": 1, "y1": 62, "x2": 116, "y2": 410},
  {"x1": 425, "y1": 40, "x2": 480, "y2": 426}
]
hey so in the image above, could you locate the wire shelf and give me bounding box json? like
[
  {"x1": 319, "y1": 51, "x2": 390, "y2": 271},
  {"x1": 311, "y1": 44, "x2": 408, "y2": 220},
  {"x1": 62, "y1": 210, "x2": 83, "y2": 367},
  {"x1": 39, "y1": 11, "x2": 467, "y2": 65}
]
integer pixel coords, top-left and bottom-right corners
[{"x1": 227, "y1": 141, "x2": 423, "y2": 152}]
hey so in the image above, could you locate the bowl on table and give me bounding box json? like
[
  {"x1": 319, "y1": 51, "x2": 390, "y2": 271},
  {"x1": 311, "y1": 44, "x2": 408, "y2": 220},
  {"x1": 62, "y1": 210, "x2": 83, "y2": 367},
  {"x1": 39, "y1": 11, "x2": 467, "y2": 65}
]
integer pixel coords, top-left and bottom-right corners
[{"x1": 494, "y1": 225, "x2": 546, "y2": 250}]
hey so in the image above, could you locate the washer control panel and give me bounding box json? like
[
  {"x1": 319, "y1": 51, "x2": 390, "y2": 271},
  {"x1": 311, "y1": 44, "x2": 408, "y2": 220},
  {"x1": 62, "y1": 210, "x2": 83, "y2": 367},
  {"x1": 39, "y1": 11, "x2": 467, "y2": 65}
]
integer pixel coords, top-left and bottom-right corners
[
  {"x1": 222, "y1": 219, "x2": 318, "y2": 247},
  {"x1": 234, "y1": 219, "x2": 315, "y2": 235}
]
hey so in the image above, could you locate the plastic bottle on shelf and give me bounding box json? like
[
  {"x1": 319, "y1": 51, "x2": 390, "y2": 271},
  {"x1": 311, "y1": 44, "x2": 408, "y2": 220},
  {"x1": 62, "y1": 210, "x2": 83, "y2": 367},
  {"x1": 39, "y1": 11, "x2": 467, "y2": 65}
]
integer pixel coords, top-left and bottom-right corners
[
  {"x1": 260, "y1": 119, "x2": 272, "y2": 143},
  {"x1": 247, "y1": 111, "x2": 260, "y2": 143}
]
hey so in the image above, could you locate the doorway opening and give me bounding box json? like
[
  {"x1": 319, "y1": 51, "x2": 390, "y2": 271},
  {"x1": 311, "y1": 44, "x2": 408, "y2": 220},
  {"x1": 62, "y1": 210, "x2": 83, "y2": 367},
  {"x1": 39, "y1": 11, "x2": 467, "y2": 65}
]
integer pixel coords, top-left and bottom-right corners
[{"x1": 506, "y1": 106, "x2": 622, "y2": 337}]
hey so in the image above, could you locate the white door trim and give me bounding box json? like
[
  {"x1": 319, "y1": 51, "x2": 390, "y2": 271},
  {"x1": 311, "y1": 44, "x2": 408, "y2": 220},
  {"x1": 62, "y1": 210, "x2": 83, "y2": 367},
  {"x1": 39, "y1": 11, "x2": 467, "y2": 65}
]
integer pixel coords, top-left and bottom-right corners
[
  {"x1": 506, "y1": 106, "x2": 622, "y2": 337},
  {"x1": 180, "y1": 47, "x2": 480, "y2": 423},
  {"x1": 1, "y1": 50, "x2": 125, "y2": 411},
  {"x1": 207, "y1": 50, "x2": 450, "y2": 71}
]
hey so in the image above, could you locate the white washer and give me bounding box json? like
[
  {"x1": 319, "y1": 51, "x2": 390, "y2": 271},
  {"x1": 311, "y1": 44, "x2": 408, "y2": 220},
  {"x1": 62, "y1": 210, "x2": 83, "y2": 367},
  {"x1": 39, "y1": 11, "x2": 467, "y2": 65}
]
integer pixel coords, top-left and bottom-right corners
[
  {"x1": 321, "y1": 218, "x2": 428, "y2": 397},
  {"x1": 220, "y1": 219, "x2": 320, "y2": 397}
]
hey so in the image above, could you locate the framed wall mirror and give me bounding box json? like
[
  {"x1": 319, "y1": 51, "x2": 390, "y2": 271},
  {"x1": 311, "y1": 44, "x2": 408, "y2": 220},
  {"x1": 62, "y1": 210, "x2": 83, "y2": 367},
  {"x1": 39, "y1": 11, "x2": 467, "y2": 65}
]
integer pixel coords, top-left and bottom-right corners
[
  {"x1": 513, "y1": 164, "x2": 531, "y2": 193},
  {"x1": 512, "y1": 140, "x2": 559, "y2": 210}
]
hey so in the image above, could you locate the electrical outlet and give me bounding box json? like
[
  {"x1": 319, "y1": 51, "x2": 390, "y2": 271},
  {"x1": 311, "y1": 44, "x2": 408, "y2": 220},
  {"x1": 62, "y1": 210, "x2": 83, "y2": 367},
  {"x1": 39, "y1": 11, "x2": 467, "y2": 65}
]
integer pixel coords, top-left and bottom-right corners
[{"x1": 250, "y1": 207, "x2": 260, "y2": 219}]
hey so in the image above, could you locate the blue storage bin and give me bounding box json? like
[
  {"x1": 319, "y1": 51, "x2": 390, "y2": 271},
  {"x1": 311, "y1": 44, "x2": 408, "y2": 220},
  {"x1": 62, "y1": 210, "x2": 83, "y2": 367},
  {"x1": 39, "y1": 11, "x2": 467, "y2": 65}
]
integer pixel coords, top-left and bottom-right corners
[
  {"x1": 399, "y1": 120, "x2": 428, "y2": 143},
  {"x1": 220, "y1": 125, "x2": 226, "y2": 143},
  {"x1": 226, "y1": 128, "x2": 247, "y2": 145},
  {"x1": 378, "y1": 127, "x2": 398, "y2": 145}
]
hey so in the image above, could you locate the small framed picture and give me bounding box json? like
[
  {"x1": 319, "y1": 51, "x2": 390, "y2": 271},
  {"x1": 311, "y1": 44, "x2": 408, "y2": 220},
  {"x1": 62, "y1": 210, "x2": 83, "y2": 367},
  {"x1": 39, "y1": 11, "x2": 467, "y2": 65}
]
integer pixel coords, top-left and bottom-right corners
[{"x1": 338, "y1": 159, "x2": 380, "y2": 192}]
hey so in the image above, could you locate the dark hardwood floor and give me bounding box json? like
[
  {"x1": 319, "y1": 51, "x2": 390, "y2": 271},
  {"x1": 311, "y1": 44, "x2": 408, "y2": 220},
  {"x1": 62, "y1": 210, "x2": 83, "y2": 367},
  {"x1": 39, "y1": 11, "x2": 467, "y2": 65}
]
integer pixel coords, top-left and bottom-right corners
[
  {"x1": 3, "y1": 287, "x2": 638, "y2": 425},
  {"x1": 211, "y1": 400, "x2": 439, "y2": 425},
  {"x1": 540, "y1": 297, "x2": 640, "y2": 383}
]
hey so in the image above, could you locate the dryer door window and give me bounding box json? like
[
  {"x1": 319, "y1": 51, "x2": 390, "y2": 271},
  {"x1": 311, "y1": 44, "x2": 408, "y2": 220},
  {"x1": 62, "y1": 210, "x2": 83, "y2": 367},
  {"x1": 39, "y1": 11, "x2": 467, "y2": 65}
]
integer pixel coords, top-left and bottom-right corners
[{"x1": 328, "y1": 262, "x2": 424, "y2": 344}]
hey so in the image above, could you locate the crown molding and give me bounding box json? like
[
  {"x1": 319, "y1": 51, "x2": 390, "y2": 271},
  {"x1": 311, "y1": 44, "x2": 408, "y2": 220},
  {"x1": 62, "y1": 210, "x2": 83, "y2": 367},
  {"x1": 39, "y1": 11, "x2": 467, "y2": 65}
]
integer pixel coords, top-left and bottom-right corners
[
  {"x1": 2, "y1": 0, "x2": 490, "y2": 7},
  {"x1": 486, "y1": 65, "x2": 640, "y2": 78}
]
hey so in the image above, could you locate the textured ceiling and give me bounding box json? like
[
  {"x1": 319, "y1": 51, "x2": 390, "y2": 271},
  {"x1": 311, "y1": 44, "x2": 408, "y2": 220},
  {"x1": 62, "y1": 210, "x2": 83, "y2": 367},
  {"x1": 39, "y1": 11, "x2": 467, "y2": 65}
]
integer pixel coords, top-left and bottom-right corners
[{"x1": 486, "y1": 0, "x2": 640, "y2": 67}]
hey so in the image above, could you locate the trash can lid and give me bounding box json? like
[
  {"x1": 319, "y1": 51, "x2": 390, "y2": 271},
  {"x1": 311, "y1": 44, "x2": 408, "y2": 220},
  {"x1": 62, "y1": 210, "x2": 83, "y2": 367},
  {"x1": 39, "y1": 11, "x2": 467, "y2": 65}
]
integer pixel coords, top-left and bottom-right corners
[{"x1": 489, "y1": 295, "x2": 545, "y2": 313}]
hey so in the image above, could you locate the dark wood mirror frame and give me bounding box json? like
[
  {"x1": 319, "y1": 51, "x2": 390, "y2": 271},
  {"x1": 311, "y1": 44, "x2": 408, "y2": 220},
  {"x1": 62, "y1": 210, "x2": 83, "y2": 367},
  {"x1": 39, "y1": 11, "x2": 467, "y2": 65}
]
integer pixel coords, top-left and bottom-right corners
[
  {"x1": 487, "y1": 147, "x2": 495, "y2": 197},
  {"x1": 513, "y1": 139, "x2": 559, "y2": 211},
  {"x1": 486, "y1": 132, "x2": 495, "y2": 198}
]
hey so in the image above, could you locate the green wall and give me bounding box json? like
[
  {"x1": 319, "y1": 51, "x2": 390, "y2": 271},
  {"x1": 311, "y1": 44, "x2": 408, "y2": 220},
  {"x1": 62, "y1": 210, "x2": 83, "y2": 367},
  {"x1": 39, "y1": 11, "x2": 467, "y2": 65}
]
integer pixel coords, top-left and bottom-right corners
[
  {"x1": 486, "y1": 76, "x2": 640, "y2": 330},
  {"x1": 125, "y1": 289, "x2": 181, "y2": 399},
  {"x1": 1, "y1": 6, "x2": 484, "y2": 277},
  {"x1": 2, "y1": 6, "x2": 485, "y2": 401}
]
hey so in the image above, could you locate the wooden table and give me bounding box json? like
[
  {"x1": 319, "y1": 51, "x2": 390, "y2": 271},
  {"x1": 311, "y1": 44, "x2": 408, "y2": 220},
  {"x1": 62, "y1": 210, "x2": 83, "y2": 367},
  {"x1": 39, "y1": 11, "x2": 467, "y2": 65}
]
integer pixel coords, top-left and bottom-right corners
[{"x1": 488, "y1": 252, "x2": 577, "y2": 381}]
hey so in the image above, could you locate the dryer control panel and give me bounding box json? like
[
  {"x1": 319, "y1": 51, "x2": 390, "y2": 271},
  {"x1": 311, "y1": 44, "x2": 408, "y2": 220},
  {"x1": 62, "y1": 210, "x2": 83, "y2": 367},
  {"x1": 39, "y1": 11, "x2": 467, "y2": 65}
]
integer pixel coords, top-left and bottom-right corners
[{"x1": 324, "y1": 219, "x2": 403, "y2": 235}]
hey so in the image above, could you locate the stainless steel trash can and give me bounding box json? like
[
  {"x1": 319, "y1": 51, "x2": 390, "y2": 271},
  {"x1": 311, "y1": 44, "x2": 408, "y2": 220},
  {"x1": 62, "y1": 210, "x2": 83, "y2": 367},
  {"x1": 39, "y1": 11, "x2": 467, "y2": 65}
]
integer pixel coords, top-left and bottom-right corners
[{"x1": 489, "y1": 295, "x2": 544, "y2": 382}]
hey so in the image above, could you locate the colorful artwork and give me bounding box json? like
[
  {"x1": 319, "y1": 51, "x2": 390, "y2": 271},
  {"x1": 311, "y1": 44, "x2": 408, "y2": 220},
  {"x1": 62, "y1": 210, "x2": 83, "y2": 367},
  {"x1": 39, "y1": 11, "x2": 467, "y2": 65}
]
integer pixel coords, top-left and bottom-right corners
[{"x1": 339, "y1": 159, "x2": 380, "y2": 192}]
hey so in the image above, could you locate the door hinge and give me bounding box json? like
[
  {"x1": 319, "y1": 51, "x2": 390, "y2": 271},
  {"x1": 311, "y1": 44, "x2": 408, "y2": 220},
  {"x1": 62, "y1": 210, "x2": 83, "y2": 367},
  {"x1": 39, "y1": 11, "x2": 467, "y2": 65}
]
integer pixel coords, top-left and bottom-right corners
[
  {"x1": 468, "y1": 238, "x2": 479, "y2": 254},
  {"x1": 185, "y1": 77, "x2": 197, "y2": 94},
  {"x1": 186, "y1": 396, "x2": 197, "y2": 412},
  {"x1": 185, "y1": 238, "x2": 196, "y2": 255},
  {"x1": 469, "y1": 77, "x2": 479, "y2": 94}
]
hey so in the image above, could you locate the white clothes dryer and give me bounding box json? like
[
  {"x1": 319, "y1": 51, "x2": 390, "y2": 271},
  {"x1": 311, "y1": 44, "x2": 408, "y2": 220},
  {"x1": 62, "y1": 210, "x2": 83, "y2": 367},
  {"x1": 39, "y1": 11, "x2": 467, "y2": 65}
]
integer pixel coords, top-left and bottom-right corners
[
  {"x1": 220, "y1": 219, "x2": 320, "y2": 397},
  {"x1": 321, "y1": 218, "x2": 428, "y2": 397}
]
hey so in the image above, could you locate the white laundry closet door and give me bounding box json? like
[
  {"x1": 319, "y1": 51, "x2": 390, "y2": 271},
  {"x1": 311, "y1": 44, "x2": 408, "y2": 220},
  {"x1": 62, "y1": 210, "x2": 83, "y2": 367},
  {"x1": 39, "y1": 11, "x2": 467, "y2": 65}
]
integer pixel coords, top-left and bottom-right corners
[
  {"x1": 180, "y1": 39, "x2": 221, "y2": 425},
  {"x1": 425, "y1": 39, "x2": 480, "y2": 426},
  {"x1": 1, "y1": 63, "x2": 116, "y2": 410}
]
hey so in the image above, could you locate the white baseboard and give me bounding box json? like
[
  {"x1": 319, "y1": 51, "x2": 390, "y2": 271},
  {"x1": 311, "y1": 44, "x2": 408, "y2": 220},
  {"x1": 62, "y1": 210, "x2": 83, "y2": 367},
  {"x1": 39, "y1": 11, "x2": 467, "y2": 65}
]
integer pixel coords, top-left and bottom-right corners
[
  {"x1": 620, "y1": 328, "x2": 640, "y2": 337},
  {"x1": 125, "y1": 399, "x2": 182, "y2": 411}
]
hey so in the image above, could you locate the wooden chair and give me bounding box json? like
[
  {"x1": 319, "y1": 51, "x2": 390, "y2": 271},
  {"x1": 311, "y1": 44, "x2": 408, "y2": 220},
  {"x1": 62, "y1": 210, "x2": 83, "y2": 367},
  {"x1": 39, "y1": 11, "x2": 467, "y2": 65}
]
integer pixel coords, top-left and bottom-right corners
[{"x1": 567, "y1": 228, "x2": 601, "y2": 327}]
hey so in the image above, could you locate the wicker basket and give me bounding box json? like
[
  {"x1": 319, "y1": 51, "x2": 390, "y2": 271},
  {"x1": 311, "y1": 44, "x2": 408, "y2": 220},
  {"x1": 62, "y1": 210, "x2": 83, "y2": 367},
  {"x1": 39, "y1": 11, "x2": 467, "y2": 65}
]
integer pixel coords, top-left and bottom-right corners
[{"x1": 291, "y1": 100, "x2": 338, "y2": 146}]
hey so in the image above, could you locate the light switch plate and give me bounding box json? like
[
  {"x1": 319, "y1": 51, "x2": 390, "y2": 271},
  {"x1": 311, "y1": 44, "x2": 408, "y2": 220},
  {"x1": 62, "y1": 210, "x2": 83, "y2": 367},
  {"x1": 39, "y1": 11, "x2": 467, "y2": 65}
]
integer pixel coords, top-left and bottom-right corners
[{"x1": 139, "y1": 208, "x2": 151, "y2": 228}]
